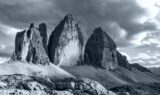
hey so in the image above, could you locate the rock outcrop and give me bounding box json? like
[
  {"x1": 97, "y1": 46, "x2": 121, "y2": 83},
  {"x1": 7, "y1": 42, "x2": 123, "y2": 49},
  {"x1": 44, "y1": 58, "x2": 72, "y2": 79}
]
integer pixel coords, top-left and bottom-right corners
[
  {"x1": 11, "y1": 23, "x2": 50, "y2": 65},
  {"x1": 0, "y1": 74, "x2": 116, "y2": 95},
  {"x1": 48, "y1": 14, "x2": 84, "y2": 67},
  {"x1": 38, "y1": 23, "x2": 48, "y2": 54},
  {"x1": 84, "y1": 27, "x2": 118, "y2": 70},
  {"x1": 117, "y1": 51, "x2": 131, "y2": 70}
]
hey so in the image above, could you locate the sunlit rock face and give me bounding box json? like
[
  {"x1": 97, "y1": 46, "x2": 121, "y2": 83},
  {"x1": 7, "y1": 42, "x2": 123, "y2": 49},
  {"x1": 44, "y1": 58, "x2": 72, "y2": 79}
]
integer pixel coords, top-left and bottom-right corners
[
  {"x1": 11, "y1": 23, "x2": 50, "y2": 65},
  {"x1": 48, "y1": 14, "x2": 83, "y2": 67},
  {"x1": 117, "y1": 51, "x2": 131, "y2": 70},
  {"x1": 84, "y1": 27, "x2": 118, "y2": 70}
]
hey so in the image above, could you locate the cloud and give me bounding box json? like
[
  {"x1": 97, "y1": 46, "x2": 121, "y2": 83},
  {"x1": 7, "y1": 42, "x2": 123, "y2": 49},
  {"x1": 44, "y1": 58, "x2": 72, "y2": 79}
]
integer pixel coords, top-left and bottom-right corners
[
  {"x1": 130, "y1": 31, "x2": 160, "y2": 47},
  {"x1": 130, "y1": 31, "x2": 149, "y2": 46},
  {"x1": 0, "y1": 57, "x2": 9, "y2": 64},
  {"x1": 0, "y1": 45, "x2": 14, "y2": 57},
  {"x1": 133, "y1": 53, "x2": 157, "y2": 60},
  {"x1": 0, "y1": 23, "x2": 21, "y2": 36},
  {"x1": 130, "y1": 52, "x2": 160, "y2": 67},
  {"x1": 141, "y1": 31, "x2": 160, "y2": 47},
  {"x1": 0, "y1": 0, "x2": 159, "y2": 42},
  {"x1": 119, "y1": 51, "x2": 132, "y2": 61},
  {"x1": 0, "y1": 45, "x2": 6, "y2": 50}
]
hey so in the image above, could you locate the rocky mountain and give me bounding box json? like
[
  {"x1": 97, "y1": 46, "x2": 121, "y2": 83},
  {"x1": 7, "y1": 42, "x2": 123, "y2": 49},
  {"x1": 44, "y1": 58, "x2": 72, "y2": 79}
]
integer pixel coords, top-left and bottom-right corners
[
  {"x1": 149, "y1": 67, "x2": 160, "y2": 76},
  {"x1": 1, "y1": 14, "x2": 160, "y2": 95},
  {"x1": 116, "y1": 51, "x2": 131, "y2": 70},
  {"x1": 11, "y1": 23, "x2": 50, "y2": 65},
  {"x1": 0, "y1": 21, "x2": 115, "y2": 95},
  {"x1": 62, "y1": 21, "x2": 160, "y2": 93},
  {"x1": 48, "y1": 14, "x2": 83, "y2": 67},
  {"x1": 38, "y1": 23, "x2": 48, "y2": 54},
  {"x1": 84, "y1": 27, "x2": 118, "y2": 70},
  {"x1": 130, "y1": 63, "x2": 151, "y2": 72}
]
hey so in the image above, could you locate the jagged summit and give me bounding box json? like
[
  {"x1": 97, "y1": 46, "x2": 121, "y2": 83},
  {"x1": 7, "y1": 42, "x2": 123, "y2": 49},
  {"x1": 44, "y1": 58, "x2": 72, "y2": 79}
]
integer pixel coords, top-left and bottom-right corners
[
  {"x1": 38, "y1": 23, "x2": 48, "y2": 54},
  {"x1": 11, "y1": 23, "x2": 50, "y2": 65},
  {"x1": 84, "y1": 27, "x2": 118, "y2": 70},
  {"x1": 63, "y1": 14, "x2": 74, "y2": 23},
  {"x1": 29, "y1": 23, "x2": 34, "y2": 28},
  {"x1": 93, "y1": 27, "x2": 116, "y2": 50},
  {"x1": 48, "y1": 14, "x2": 84, "y2": 67},
  {"x1": 117, "y1": 51, "x2": 131, "y2": 70}
]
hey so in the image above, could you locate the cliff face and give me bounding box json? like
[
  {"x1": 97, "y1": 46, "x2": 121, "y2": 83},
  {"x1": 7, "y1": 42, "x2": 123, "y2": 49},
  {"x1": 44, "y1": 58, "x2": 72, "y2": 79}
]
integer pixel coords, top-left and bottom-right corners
[
  {"x1": 84, "y1": 27, "x2": 118, "y2": 70},
  {"x1": 38, "y1": 23, "x2": 48, "y2": 54},
  {"x1": 48, "y1": 14, "x2": 84, "y2": 67},
  {"x1": 117, "y1": 51, "x2": 131, "y2": 70},
  {"x1": 11, "y1": 23, "x2": 50, "y2": 65}
]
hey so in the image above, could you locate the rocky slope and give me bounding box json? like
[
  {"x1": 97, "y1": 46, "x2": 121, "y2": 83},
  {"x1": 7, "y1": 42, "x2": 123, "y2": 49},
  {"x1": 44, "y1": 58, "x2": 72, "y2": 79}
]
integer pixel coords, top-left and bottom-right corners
[
  {"x1": 84, "y1": 27, "x2": 118, "y2": 70},
  {"x1": 149, "y1": 67, "x2": 160, "y2": 76},
  {"x1": 130, "y1": 63, "x2": 151, "y2": 72},
  {"x1": 48, "y1": 14, "x2": 84, "y2": 67},
  {"x1": 116, "y1": 51, "x2": 131, "y2": 70},
  {"x1": 11, "y1": 23, "x2": 50, "y2": 65},
  {"x1": 0, "y1": 74, "x2": 116, "y2": 95}
]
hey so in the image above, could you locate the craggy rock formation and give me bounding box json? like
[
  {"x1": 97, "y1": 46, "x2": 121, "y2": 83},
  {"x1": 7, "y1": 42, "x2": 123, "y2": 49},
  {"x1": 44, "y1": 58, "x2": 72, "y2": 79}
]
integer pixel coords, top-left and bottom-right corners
[
  {"x1": 117, "y1": 51, "x2": 131, "y2": 70},
  {"x1": 0, "y1": 74, "x2": 116, "y2": 95},
  {"x1": 84, "y1": 27, "x2": 118, "y2": 70},
  {"x1": 38, "y1": 23, "x2": 48, "y2": 54},
  {"x1": 11, "y1": 23, "x2": 50, "y2": 65},
  {"x1": 48, "y1": 14, "x2": 84, "y2": 67}
]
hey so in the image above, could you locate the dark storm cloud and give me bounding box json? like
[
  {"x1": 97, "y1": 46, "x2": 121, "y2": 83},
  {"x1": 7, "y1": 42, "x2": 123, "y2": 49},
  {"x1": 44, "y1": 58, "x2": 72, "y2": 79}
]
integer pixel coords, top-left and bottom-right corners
[
  {"x1": 0, "y1": 0, "x2": 158, "y2": 41},
  {"x1": 0, "y1": 0, "x2": 57, "y2": 28},
  {"x1": 0, "y1": 52, "x2": 11, "y2": 57},
  {"x1": 53, "y1": 0, "x2": 158, "y2": 40}
]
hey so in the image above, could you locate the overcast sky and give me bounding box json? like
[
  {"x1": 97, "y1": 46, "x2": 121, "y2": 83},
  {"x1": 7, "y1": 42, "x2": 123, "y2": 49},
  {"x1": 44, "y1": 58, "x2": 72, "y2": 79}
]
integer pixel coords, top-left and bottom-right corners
[{"x1": 0, "y1": 0, "x2": 160, "y2": 67}]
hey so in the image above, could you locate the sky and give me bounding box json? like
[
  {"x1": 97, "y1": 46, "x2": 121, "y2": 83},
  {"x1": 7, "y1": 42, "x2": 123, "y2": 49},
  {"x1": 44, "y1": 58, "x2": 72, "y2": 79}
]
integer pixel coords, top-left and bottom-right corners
[{"x1": 0, "y1": 0, "x2": 160, "y2": 67}]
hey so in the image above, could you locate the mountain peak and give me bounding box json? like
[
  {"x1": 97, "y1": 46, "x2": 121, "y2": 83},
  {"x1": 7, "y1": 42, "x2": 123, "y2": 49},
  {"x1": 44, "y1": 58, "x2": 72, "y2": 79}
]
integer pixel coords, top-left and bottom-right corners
[
  {"x1": 11, "y1": 23, "x2": 50, "y2": 65},
  {"x1": 94, "y1": 27, "x2": 103, "y2": 32},
  {"x1": 29, "y1": 23, "x2": 34, "y2": 29},
  {"x1": 38, "y1": 23, "x2": 48, "y2": 54},
  {"x1": 84, "y1": 27, "x2": 118, "y2": 70},
  {"x1": 48, "y1": 14, "x2": 83, "y2": 67},
  {"x1": 64, "y1": 14, "x2": 74, "y2": 22}
]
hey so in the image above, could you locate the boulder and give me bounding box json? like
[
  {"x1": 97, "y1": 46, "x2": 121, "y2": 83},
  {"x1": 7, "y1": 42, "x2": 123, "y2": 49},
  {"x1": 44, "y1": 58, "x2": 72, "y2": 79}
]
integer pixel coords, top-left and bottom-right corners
[{"x1": 0, "y1": 74, "x2": 116, "y2": 95}]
